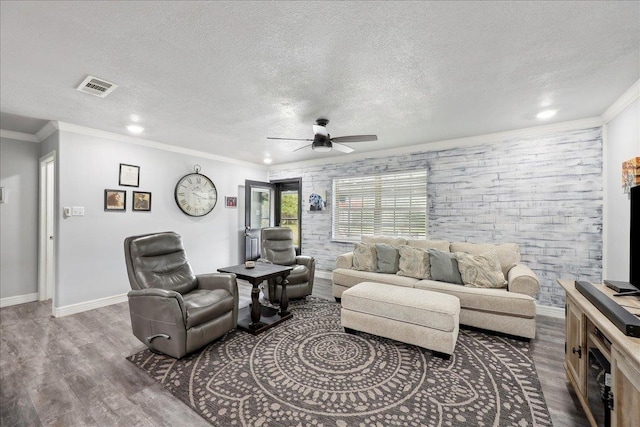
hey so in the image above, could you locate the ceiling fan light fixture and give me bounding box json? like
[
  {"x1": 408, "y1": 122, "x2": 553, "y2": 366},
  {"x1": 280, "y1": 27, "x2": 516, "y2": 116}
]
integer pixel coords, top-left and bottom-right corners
[{"x1": 312, "y1": 144, "x2": 332, "y2": 152}]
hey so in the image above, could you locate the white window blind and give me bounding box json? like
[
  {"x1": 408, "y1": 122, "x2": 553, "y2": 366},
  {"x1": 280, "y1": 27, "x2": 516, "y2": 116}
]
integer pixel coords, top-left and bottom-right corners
[{"x1": 332, "y1": 170, "x2": 428, "y2": 241}]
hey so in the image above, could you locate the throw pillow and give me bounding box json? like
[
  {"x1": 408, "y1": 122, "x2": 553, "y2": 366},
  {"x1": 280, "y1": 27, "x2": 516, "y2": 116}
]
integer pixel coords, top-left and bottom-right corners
[
  {"x1": 455, "y1": 249, "x2": 507, "y2": 288},
  {"x1": 397, "y1": 245, "x2": 430, "y2": 279},
  {"x1": 352, "y1": 242, "x2": 377, "y2": 272},
  {"x1": 375, "y1": 243, "x2": 400, "y2": 274},
  {"x1": 428, "y1": 249, "x2": 463, "y2": 285}
]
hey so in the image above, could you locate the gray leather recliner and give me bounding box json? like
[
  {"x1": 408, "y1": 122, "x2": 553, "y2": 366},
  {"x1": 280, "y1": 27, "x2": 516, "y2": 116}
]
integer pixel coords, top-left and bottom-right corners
[
  {"x1": 124, "y1": 232, "x2": 238, "y2": 359},
  {"x1": 260, "y1": 227, "x2": 315, "y2": 303}
]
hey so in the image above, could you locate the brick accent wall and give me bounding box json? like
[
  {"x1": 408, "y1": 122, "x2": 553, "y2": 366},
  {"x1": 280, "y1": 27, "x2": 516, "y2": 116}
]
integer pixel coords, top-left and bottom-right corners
[{"x1": 270, "y1": 127, "x2": 603, "y2": 307}]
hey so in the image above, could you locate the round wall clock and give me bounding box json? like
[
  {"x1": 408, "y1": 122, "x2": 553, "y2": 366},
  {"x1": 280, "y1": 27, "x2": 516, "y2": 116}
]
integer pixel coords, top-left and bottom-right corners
[{"x1": 174, "y1": 166, "x2": 217, "y2": 217}]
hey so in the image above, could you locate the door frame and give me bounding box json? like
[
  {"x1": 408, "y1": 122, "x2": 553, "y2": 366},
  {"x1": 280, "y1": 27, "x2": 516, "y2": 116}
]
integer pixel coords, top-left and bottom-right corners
[
  {"x1": 271, "y1": 177, "x2": 302, "y2": 253},
  {"x1": 244, "y1": 180, "x2": 276, "y2": 261},
  {"x1": 38, "y1": 151, "x2": 56, "y2": 304}
]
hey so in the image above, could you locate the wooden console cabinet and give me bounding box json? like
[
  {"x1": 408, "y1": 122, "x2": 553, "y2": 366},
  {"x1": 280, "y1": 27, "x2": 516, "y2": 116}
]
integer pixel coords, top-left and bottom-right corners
[{"x1": 558, "y1": 279, "x2": 640, "y2": 427}]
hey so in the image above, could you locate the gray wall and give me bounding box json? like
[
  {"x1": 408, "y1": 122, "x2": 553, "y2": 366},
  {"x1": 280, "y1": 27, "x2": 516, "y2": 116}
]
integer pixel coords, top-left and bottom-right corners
[
  {"x1": 604, "y1": 98, "x2": 639, "y2": 281},
  {"x1": 53, "y1": 129, "x2": 268, "y2": 307},
  {"x1": 270, "y1": 127, "x2": 603, "y2": 308},
  {"x1": 0, "y1": 137, "x2": 40, "y2": 299}
]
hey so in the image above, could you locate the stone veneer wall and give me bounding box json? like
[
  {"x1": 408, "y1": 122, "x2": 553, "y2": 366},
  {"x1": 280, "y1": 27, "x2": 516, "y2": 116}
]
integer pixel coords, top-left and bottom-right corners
[{"x1": 269, "y1": 127, "x2": 603, "y2": 308}]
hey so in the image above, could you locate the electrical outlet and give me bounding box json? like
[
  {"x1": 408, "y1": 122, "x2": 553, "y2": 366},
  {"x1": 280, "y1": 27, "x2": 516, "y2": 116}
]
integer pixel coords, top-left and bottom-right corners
[{"x1": 72, "y1": 206, "x2": 84, "y2": 216}]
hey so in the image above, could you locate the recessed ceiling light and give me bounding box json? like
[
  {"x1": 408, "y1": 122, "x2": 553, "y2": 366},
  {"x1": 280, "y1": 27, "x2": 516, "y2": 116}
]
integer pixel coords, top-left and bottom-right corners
[
  {"x1": 127, "y1": 124, "x2": 144, "y2": 134},
  {"x1": 263, "y1": 158, "x2": 272, "y2": 164},
  {"x1": 536, "y1": 109, "x2": 557, "y2": 120}
]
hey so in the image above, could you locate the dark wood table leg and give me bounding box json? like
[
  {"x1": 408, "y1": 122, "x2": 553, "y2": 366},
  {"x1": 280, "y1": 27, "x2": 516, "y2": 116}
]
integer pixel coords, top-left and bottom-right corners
[
  {"x1": 279, "y1": 272, "x2": 290, "y2": 317},
  {"x1": 249, "y1": 280, "x2": 262, "y2": 326}
]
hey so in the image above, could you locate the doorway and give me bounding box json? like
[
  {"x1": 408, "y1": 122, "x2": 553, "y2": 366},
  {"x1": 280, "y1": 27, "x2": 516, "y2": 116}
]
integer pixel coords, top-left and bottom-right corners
[
  {"x1": 244, "y1": 178, "x2": 302, "y2": 261},
  {"x1": 38, "y1": 152, "x2": 55, "y2": 303}
]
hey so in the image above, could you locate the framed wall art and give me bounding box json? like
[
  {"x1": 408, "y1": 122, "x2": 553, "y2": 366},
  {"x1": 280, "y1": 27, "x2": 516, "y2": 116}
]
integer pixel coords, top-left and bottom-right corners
[
  {"x1": 105, "y1": 189, "x2": 126, "y2": 211},
  {"x1": 119, "y1": 163, "x2": 140, "y2": 187},
  {"x1": 133, "y1": 191, "x2": 152, "y2": 212},
  {"x1": 225, "y1": 196, "x2": 237, "y2": 208}
]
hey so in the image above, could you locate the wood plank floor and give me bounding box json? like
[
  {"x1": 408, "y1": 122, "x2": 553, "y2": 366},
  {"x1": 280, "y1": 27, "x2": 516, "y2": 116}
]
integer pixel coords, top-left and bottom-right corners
[{"x1": 1, "y1": 277, "x2": 589, "y2": 426}]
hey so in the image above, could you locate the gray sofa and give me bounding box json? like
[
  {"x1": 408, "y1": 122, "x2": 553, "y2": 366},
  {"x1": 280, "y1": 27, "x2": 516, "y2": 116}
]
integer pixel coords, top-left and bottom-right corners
[{"x1": 332, "y1": 236, "x2": 540, "y2": 339}]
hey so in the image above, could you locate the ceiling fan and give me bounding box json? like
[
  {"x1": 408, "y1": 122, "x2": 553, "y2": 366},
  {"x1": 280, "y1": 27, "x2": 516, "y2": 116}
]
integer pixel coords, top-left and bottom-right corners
[{"x1": 267, "y1": 118, "x2": 377, "y2": 153}]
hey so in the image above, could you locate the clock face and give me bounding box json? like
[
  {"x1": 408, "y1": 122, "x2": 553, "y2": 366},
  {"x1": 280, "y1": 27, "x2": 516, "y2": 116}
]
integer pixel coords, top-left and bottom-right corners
[{"x1": 174, "y1": 173, "x2": 217, "y2": 217}]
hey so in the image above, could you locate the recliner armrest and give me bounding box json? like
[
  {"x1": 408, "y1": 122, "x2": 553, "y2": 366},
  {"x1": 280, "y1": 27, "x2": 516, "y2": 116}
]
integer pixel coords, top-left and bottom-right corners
[
  {"x1": 197, "y1": 273, "x2": 238, "y2": 294},
  {"x1": 336, "y1": 252, "x2": 354, "y2": 269},
  {"x1": 507, "y1": 264, "x2": 540, "y2": 297},
  {"x1": 295, "y1": 255, "x2": 315, "y2": 269}
]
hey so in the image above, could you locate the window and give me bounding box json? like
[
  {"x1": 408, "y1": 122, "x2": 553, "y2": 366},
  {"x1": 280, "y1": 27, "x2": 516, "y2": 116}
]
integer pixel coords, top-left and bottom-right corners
[{"x1": 332, "y1": 170, "x2": 428, "y2": 241}]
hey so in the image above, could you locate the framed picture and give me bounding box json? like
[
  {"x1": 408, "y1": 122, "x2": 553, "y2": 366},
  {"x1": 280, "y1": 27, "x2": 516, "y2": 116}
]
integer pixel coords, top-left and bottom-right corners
[
  {"x1": 119, "y1": 163, "x2": 140, "y2": 187},
  {"x1": 104, "y1": 189, "x2": 126, "y2": 211},
  {"x1": 308, "y1": 191, "x2": 326, "y2": 211},
  {"x1": 225, "y1": 196, "x2": 237, "y2": 208},
  {"x1": 133, "y1": 191, "x2": 152, "y2": 212}
]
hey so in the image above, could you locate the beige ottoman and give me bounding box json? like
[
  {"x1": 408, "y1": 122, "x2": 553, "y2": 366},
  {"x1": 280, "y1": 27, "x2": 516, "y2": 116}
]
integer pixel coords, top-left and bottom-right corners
[{"x1": 341, "y1": 282, "x2": 460, "y2": 356}]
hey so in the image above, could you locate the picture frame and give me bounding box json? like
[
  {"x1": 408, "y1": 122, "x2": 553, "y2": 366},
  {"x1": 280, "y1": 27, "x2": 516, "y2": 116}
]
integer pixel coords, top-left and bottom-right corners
[
  {"x1": 225, "y1": 196, "x2": 237, "y2": 208},
  {"x1": 104, "y1": 189, "x2": 126, "y2": 211},
  {"x1": 132, "y1": 191, "x2": 152, "y2": 212},
  {"x1": 119, "y1": 163, "x2": 140, "y2": 187}
]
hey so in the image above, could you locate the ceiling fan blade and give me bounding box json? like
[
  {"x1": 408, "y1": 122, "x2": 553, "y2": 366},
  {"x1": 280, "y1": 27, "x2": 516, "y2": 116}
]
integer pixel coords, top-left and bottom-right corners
[
  {"x1": 330, "y1": 135, "x2": 378, "y2": 143},
  {"x1": 293, "y1": 143, "x2": 312, "y2": 152},
  {"x1": 267, "y1": 137, "x2": 314, "y2": 141},
  {"x1": 332, "y1": 142, "x2": 355, "y2": 153}
]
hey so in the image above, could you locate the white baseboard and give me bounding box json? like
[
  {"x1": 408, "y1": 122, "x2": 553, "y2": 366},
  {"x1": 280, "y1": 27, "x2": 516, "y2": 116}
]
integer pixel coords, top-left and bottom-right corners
[
  {"x1": 536, "y1": 304, "x2": 564, "y2": 319},
  {"x1": 0, "y1": 293, "x2": 38, "y2": 308},
  {"x1": 315, "y1": 270, "x2": 332, "y2": 280},
  {"x1": 53, "y1": 293, "x2": 128, "y2": 317}
]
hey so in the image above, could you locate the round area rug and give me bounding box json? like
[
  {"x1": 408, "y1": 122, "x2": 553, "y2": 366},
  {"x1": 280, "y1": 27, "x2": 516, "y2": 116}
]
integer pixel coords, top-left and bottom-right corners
[{"x1": 127, "y1": 298, "x2": 552, "y2": 427}]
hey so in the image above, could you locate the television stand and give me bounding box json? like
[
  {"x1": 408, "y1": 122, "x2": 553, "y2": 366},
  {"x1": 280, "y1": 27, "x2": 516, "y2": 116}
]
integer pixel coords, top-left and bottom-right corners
[{"x1": 558, "y1": 279, "x2": 640, "y2": 427}]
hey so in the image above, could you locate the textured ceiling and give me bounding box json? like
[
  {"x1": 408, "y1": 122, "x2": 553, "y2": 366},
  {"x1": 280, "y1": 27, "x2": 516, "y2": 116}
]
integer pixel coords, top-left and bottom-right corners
[{"x1": 1, "y1": 1, "x2": 638, "y2": 165}]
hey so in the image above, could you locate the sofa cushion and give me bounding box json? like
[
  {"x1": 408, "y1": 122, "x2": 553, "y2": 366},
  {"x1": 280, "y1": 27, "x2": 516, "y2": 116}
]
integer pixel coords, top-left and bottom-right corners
[
  {"x1": 414, "y1": 279, "x2": 536, "y2": 318},
  {"x1": 362, "y1": 235, "x2": 407, "y2": 246},
  {"x1": 455, "y1": 250, "x2": 507, "y2": 288},
  {"x1": 407, "y1": 239, "x2": 450, "y2": 252},
  {"x1": 428, "y1": 249, "x2": 463, "y2": 285},
  {"x1": 375, "y1": 243, "x2": 400, "y2": 273},
  {"x1": 332, "y1": 268, "x2": 419, "y2": 289},
  {"x1": 450, "y1": 242, "x2": 520, "y2": 277},
  {"x1": 352, "y1": 242, "x2": 377, "y2": 272},
  {"x1": 397, "y1": 246, "x2": 430, "y2": 279}
]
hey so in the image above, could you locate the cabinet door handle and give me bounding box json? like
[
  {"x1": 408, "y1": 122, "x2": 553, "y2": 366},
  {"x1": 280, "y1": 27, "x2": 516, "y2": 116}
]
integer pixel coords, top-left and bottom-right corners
[{"x1": 572, "y1": 346, "x2": 582, "y2": 358}]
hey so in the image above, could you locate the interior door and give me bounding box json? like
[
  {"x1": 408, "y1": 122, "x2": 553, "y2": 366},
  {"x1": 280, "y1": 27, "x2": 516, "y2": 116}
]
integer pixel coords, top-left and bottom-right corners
[{"x1": 244, "y1": 180, "x2": 275, "y2": 261}]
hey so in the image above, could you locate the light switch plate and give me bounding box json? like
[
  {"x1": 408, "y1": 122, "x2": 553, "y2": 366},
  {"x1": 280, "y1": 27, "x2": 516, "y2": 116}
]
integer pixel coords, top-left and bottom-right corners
[{"x1": 72, "y1": 206, "x2": 84, "y2": 216}]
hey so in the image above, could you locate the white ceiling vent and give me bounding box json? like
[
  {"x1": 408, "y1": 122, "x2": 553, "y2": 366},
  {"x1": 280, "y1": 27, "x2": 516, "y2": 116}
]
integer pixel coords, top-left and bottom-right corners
[{"x1": 76, "y1": 75, "x2": 118, "y2": 98}]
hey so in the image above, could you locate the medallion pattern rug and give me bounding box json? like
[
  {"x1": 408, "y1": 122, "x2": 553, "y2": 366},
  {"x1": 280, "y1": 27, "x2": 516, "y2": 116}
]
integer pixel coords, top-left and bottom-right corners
[{"x1": 127, "y1": 298, "x2": 552, "y2": 426}]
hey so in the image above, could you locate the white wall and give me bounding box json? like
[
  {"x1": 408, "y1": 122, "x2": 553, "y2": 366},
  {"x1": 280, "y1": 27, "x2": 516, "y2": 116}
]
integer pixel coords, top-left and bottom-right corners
[
  {"x1": 54, "y1": 129, "x2": 268, "y2": 308},
  {"x1": 604, "y1": 97, "x2": 640, "y2": 280},
  {"x1": 0, "y1": 137, "x2": 40, "y2": 300}
]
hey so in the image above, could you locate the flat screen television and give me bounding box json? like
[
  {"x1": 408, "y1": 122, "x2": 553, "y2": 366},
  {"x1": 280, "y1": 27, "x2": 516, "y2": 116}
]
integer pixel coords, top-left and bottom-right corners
[{"x1": 626, "y1": 185, "x2": 640, "y2": 296}]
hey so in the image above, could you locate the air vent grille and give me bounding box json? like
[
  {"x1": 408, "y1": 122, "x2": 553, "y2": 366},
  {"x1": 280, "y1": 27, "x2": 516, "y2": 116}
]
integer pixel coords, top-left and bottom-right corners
[{"x1": 76, "y1": 75, "x2": 118, "y2": 98}]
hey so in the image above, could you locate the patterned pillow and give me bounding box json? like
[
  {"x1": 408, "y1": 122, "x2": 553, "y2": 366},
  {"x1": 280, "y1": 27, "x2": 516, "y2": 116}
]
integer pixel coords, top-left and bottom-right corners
[
  {"x1": 428, "y1": 249, "x2": 463, "y2": 285},
  {"x1": 397, "y1": 246, "x2": 430, "y2": 279},
  {"x1": 352, "y1": 242, "x2": 377, "y2": 272},
  {"x1": 455, "y1": 250, "x2": 507, "y2": 288},
  {"x1": 376, "y1": 243, "x2": 400, "y2": 273}
]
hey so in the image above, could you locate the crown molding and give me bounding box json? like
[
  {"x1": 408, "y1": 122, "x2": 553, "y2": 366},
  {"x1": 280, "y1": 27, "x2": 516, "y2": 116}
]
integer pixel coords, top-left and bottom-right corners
[
  {"x1": 36, "y1": 121, "x2": 59, "y2": 142},
  {"x1": 54, "y1": 122, "x2": 267, "y2": 170},
  {"x1": 269, "y1": 116, "x2": 603, "y2": 171},
  {"x1": 0, "y1": 129, "x2": 40, "y2": 143},
  {"x1": 601, "y1": 79, "x2": 640, "y2": 123}
]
